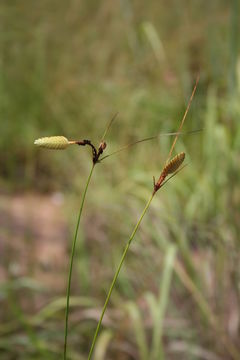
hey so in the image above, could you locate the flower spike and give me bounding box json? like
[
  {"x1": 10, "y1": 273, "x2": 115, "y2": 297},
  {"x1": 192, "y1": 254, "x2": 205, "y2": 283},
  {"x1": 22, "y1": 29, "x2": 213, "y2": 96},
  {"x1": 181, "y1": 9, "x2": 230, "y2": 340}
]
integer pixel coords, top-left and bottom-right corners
[{"x1": 34, "y1": 136, "x2": 71, "y2": 150}]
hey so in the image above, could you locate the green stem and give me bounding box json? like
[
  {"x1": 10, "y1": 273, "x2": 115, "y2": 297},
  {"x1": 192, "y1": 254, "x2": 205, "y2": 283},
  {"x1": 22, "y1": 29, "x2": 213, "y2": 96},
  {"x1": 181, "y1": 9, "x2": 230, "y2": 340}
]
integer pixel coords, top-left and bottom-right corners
[
  {"x1": 87, "y1": 194, "x2": 154, "y2": 360},
  {"x1": 64, "y1": 163, "x2": 95, "y2": 360}
]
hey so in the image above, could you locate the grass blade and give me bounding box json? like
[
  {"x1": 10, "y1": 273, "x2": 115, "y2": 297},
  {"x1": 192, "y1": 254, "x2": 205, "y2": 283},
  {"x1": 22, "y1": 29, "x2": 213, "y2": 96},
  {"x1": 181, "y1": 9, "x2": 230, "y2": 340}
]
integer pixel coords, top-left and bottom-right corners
[
  {"x1": 126, "y1": 301, "x2": 149, "y2": 360},
  {"x1": 94, "y1": 330, "x2": 113, "y2": 360},
  {"x1": 151, "y1": 245, "x2": 177, "y2": 360},
  {"x1": 174, "y1": 260, "x2": 240, "y2": 360}
]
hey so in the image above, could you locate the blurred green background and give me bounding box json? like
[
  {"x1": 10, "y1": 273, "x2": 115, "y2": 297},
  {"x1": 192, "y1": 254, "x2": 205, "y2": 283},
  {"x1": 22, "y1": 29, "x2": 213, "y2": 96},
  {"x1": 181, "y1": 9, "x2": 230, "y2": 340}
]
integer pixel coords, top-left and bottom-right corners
[{"x1": 1, "y1": 0, "x2": 240, "y2": 359}]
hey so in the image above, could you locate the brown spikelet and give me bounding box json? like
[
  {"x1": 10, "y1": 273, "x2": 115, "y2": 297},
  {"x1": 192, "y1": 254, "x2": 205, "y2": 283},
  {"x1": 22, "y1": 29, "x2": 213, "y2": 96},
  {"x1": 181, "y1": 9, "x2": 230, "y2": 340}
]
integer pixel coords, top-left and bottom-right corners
[
  {"x1": 99, "y1": 141, "x2": 107, "y2": 151},
  {"x1": 153, "y1": 152, "x2": 186, "y2": 194},
  {"x1": 163, "y1": 152, "x2": 185, "y2": 176}
]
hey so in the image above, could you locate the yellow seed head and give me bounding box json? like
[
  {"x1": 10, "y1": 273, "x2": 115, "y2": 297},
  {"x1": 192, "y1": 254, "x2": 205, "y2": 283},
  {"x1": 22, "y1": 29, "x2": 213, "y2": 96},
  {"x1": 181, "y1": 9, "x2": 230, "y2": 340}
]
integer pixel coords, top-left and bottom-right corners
[
  {"x1": 34, "y1": 136, "x2": 70, "y2": 150},
  {"x1": 163, "y1": 152, "x2": 185, "y2": 176}
]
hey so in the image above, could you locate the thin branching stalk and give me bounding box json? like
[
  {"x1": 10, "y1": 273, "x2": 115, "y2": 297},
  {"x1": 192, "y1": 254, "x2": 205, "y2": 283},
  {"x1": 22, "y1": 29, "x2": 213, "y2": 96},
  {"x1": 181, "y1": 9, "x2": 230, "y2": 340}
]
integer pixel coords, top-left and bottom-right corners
[
  {"x1": 87, "y1": 77, "x2": 200, "y2": 359},
  {"x1": 64, "y1": 163, "x2": 95, "y2": 360}
]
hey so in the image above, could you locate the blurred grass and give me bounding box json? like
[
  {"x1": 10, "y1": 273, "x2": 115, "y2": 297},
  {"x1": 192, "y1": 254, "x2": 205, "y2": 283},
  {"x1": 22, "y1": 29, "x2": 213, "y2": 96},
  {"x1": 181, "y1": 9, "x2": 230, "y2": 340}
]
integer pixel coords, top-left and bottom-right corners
[{"x1": 0, "y1": 0, "x2": 240, "y2": 359}]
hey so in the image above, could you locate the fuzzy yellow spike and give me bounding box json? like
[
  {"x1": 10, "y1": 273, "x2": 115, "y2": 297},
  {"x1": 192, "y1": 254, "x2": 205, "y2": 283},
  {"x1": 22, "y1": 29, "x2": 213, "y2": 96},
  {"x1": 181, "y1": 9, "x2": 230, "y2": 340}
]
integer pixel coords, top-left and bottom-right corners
[{"x1": 34, "y1": 136, "x2": 70, "y2": 150}]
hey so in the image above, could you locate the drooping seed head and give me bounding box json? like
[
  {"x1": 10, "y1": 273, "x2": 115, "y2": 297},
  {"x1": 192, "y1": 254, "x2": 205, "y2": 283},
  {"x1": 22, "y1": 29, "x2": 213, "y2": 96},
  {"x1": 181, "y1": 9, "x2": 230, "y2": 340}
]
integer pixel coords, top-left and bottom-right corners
[
  {"x1": 163, "y1": 152, "x2": 185, "y2": 176},
  {"x1": 34, "y1": 136, "x2": 70, "y2": 150}
]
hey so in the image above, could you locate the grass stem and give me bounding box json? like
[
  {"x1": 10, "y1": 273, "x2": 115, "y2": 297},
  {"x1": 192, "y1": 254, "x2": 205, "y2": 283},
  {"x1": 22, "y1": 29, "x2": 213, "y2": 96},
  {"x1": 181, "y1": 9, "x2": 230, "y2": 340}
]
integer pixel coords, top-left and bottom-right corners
[
  {"x1": 87, "y1": 194, "x2": 154, "y2": 360},
  {"x1": 64, "y1": 163, "x2": 95, "y2": 360}
]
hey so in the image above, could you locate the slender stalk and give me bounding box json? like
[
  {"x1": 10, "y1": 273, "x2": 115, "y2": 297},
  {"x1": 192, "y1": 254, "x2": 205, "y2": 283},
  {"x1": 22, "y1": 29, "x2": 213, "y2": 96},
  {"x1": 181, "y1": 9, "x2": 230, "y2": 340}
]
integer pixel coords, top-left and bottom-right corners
[
  {"x1": 87, "y1": 77, "x2": 199, "y2": 359},
  {"x1": 64, "y1": 163, "x2": 95, "y2": 360},
  {"x1": 87, "y1": 194, "x2": 154, "y2": 360},
  {"x1": 86, "y1": 168, "x2": 185, "y2": 360},
  {"x1": 100, "y1": 129, "x2": 202, "y2": 162},
  {"x1": 165, "y1": 74, "x2": 199, "y2": 164}
]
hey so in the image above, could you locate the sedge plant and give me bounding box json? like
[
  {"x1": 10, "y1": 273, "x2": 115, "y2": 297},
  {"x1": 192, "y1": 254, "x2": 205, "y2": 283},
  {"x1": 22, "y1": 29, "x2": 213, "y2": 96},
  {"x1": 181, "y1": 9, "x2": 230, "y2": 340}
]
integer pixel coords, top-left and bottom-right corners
[
  {"x1": 34, "y1": 82, "x2": 201, "y2": 360},
  {"x1": 34, "y1": 115, "x2": 199, "y2": 359},
  {"x1": 87, "y1": 76, "x2": 199, "y2": 360}
]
